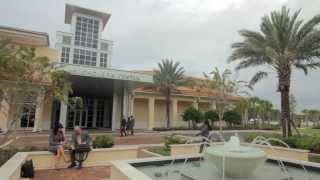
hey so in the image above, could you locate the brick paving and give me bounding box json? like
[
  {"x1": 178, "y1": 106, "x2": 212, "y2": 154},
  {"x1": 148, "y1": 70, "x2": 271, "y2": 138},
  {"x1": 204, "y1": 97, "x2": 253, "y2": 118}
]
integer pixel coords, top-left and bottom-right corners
[{"x1": 32, "y1": 166, "x2": 110, "y2": 180}]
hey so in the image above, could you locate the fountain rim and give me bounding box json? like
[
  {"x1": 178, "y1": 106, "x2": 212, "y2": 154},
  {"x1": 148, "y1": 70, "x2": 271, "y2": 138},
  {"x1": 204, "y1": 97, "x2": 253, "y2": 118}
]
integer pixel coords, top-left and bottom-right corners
[{"x1": 205, "y1": 145, "x2": 267, "y2": 159}]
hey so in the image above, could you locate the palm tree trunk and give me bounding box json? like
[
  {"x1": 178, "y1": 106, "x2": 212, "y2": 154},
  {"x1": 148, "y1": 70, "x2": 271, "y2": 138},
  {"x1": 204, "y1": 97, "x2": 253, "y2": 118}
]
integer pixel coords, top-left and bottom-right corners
[
  {"x1": 279, "y1": 74, "x2": 291, "y2": 138},
  {"x1": 165, "y1": 88, "x2": 171, "y2": 128}
]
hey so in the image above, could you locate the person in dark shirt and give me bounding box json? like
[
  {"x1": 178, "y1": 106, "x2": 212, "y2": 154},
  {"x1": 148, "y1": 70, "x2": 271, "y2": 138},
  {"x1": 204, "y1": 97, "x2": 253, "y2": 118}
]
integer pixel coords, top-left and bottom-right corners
[
  {"x1": 127, "y1": 116, "x2": 135, "y2": 135},
  {"x1": 120, "y1": 117, "x2": 127, "y2": 137},
  {"x1": 196, "y1": 120, "x2": 212, "y2": 153}
]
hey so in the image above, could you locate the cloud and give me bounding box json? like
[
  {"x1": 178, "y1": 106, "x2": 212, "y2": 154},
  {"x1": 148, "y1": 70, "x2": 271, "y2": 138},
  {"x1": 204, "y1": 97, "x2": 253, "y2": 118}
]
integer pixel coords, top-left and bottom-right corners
[{"x1": 0, "y1": 0, "x2": 319, "y2": 111}]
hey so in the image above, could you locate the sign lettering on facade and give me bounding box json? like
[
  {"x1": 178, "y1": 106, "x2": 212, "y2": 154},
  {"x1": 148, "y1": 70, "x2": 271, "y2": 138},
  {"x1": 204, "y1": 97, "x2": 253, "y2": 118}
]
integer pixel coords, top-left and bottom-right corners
[{"x1": 57, "y1": 63, "x2": 152, "y2": 83}]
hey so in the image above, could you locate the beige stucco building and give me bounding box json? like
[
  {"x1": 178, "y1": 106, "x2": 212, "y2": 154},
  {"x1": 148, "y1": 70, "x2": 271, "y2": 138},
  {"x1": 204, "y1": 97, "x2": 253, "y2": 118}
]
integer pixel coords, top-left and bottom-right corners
[
  {"x1": 0, "y1": 4, "x2": 239, "y2": 133},
  {"x1": 0, "y1": 26, "x2": 58, "y2": 132}
]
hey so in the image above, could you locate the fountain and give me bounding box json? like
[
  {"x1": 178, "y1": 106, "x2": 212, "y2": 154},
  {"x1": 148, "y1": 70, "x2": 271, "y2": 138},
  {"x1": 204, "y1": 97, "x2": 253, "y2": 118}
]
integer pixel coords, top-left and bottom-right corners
[{"x1": 204, "y1": 136, "x2": 267, "y2": 178}]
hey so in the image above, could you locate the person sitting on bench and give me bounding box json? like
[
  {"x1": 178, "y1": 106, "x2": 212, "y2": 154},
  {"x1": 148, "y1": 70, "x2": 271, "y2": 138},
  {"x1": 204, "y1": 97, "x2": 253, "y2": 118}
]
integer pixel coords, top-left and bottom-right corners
[{"x1": 68, "y1": 126, "x2": 92, "y2": 169}]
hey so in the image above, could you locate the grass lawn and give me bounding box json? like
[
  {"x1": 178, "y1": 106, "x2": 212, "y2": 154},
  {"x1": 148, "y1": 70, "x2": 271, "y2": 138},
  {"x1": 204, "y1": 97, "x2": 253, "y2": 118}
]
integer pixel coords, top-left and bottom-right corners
[{"x1": 298, "y1": 128, "x2": 320, "y2": 136}]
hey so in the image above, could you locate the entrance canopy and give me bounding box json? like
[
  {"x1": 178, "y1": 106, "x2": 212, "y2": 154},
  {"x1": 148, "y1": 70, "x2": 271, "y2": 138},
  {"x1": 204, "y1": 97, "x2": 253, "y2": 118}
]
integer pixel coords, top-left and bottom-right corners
[{"x1": 55, "y1": 63, "x2": 153, "y2": 83}]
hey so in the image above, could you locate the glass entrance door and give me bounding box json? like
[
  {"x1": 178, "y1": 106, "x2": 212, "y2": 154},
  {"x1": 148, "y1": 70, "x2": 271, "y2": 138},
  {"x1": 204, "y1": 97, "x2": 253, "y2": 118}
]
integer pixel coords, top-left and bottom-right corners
[{"x1": 67, "y1": 98, "x2": 95, "y2": 129}]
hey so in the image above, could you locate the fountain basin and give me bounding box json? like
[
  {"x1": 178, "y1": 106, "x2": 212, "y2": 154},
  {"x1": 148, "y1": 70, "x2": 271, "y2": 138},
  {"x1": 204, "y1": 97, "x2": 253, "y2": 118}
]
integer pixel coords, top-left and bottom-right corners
[{"x1": 205, "y1": 145, "x2": 267, "y2": 178}]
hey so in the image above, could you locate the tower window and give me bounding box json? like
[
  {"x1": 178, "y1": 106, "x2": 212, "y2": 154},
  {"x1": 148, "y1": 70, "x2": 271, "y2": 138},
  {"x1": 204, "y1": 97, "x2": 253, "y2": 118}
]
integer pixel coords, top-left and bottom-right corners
[
  {"x1": 62, "y1": 35, "x2": 72, "y2": 45},
  {"x1": 100, "y1": 53, "x2": 108, "y2": 68},
  {"x1": 73, "y1": 48, "x2": 97, "y2": 66},
  {"x1": 100, "y1": 42, "x2": 109, "y2": 51},
  {"x1": 74, "y1": 16, "x2": 99, "y2": 49},
  {"x1": 61, "y1": 47, "x2": 70, "y2": 63}
]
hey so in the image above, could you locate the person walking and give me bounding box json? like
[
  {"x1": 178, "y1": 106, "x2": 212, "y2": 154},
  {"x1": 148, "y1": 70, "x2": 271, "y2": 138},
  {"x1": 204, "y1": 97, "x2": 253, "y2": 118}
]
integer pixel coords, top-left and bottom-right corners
[
  {"x1": 196, "y1": 120, "x2": 212, "y2": 153},
  {"x1": 128, "y1": 116, "x2": 135, "y2": 135},
  {"x1": 120, "y1": 117, "x2": 127, "y2": 137},
  {"x1": 48, "y1": 123, "x2": 67, "y2": 169}
]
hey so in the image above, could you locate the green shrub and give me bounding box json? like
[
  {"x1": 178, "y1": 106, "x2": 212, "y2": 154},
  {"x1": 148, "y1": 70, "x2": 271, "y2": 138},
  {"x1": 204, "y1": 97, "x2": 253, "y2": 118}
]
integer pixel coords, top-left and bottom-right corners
[
  {"x1": 181, "y1": 107, "x2": 203, "y2": 128},
  {"x1": 148, "y1": 147, "x2": 170, "y2": 156},
  {"x1": 244, "y1": 133, "x2": 320, "y2": 152},
  {"x1": 93, "y1": 135, "x2": 114, "y2": 148},
  {"x1": 312, "y1": 125, "x2": 320, "y2": 129},
  {"x1": 309, "y1": 153, "x2": 320, "y2": 163},
  {"x1": 223, "y1": 110, "x2": 242, "y2": 126},
  {"x1": 244, "y1": 133, "x2": 281, "y2": 143},
  {"x1": 164, "y1": 135, "x2": 186, "y2": 150},
  {"x1": 204, "y1": 110, "x2": 219, "y2": 123}
]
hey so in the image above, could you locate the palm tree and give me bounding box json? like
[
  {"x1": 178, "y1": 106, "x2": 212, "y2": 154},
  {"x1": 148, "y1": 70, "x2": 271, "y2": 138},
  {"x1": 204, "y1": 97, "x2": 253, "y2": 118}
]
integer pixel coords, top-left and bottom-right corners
[
  {"x1": 236, "y1": 98, "x2": 250, "y2": 125},
  {"x1": 229, "y1": 6, "x2": 320, "y2": 137},
  {"x1": 153, "y1": 59, "x2": 185, "y2": 128},
  {"x1": 259, "y1": 100, "x2": 273, "y2": 125},
  {"x1": 204, "y1": 67, "x2": 235, "y2": 133}
]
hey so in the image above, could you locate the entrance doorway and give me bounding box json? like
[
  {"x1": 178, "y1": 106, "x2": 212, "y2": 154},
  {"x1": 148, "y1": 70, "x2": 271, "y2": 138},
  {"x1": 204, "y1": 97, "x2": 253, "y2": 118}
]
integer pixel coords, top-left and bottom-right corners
[{"x1": 66, "y1": 97, "x2": 112, "y2": 129}]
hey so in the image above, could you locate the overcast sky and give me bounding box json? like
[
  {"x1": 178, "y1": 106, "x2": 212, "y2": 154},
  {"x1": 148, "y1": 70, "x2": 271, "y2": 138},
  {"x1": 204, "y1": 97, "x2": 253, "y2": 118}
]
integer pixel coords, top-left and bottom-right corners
[{"x1": 1, "y1": 0, "x2": 320, "y2": 111}]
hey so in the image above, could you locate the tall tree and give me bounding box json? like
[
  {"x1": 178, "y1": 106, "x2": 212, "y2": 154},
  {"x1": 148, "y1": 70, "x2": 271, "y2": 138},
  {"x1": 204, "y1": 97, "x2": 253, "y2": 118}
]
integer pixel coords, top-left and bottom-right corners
[
  {"x1": 203, "y1": 67, "x2": 236, "y2": 133},
  {"x1": 0, "y1": 40, "x2": 73, "y2": 146},
  {"x1": 153, "y1": 59, "x2": 185, "y2": 128},
  {"x1": 229, "y1": 7, "x2": 320, "y2": 137},
  {"x1": 235, "y1": 98, "x2": 250, "y2": 125}
]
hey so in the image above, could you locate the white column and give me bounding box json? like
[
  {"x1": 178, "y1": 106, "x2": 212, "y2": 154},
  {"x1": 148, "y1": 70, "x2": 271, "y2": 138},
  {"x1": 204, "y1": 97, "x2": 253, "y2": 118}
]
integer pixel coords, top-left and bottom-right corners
[
  {"x1": 0, "y1": 97, "x2": 10, "y2": 133},
  {"x1": 111, "y1": 92, "x2": 118, "y2": 131},
  {"x1": 192, "y1": 99, "x2": 199, "y2": 110},
  {"x1": 148, "y1": 97, "x2": 155, "y2": 130},
  {"x1": 59, "y1": 95, "x2": 68, "y2": 131},
  {"x1": 122, "y1": 86, "x2": 129, "y2": 118},
  {"x1": 92, "y1": 99, "x2": 98, "y2": 128},
  {"x1": 33, "y1": 91, "x2": 45, "y2": 132},
  {"x1": 210, "y1": 101, "x2": 216, "y2": 110},
  {"x1": 171, "y1": 99, "x2": 178, "y2": 127},
  {"x1": 129, "y1": 95, "x2": 135, "y2": 116}
]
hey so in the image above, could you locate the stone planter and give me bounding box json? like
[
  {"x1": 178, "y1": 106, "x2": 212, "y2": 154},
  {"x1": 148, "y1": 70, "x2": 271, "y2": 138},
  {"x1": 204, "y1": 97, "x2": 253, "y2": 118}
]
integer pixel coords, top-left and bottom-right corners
[{"x1": 308, "y1": 153, "x2": 320, "y2": 163}]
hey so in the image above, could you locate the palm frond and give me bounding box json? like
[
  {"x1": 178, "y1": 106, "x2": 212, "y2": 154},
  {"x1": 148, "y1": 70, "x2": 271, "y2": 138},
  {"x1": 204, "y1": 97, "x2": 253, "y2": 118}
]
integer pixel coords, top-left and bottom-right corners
[{"x1": 249, "y1": 71, "x2": 269, "y2": 87}]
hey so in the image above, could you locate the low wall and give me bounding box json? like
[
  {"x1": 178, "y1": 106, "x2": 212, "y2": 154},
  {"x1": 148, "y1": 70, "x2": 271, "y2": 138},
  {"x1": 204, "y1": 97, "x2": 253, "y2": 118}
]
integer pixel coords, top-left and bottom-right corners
[
  {"x1": 0, "y1": 146, "x2": 138, "y2": 180},
  {"x1": 170, "y1": 143, "x2": 201, "y2": 156},
  {"x1": 170, "y1": 143, "x2": 310, "y2": 161},
  {"x1": 139, "y1": 149, "x2": 163, "y2": 158}
]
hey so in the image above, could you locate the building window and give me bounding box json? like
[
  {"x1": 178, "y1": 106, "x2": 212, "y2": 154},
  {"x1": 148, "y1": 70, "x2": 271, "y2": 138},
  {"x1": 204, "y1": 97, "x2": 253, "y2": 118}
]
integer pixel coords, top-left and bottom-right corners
[
  {"x1": 100, "y1": 42, "x2": 109, "y2": 51},
  {"x1": 74, "y1": 16, "x2": 99, "y2": 49},
  {"x1": 96, "y1": 99, "x2": 105, "y2": 128},
  {"x1": 61, "y1": 47, "x2": 70, "y2": 63},
  {"x1": 100, "y1": 53, "x2": 108, "y2": 67},
  {"x1": 62, "y1": 35, "x2": 72, "y2": 45},
  {"x1": 73, "y1": 48, "x2": 97, "y2": 66},
  {"x1": 20, "y1": 106, "x2": 35, "y2": 128}
]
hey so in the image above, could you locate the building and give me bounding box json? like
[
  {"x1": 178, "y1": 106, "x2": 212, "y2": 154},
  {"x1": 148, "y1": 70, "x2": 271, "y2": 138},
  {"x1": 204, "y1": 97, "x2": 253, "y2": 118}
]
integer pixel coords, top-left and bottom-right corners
[
  {"x1": 0, "y1": 26, "x2": 58, "y2": 132},
  {"x1": 0, "y1": 4, "x2": 240, "y2": 133},
  {"x1": 55, "y1": 4, "x2": 153, "y2": 131}
]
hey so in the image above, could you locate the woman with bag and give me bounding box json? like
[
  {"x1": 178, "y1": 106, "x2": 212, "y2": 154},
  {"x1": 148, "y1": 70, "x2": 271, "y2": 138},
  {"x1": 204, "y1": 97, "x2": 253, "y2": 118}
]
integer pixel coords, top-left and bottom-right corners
[{"x1": 48, "y1": 123, "x2": 67, "y2": 169}]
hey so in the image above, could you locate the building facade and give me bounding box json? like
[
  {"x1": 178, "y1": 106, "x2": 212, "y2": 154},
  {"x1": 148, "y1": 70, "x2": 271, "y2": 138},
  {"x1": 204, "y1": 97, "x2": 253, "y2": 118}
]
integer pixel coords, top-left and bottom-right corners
[
  {"x1": 0, "y1": 4, "x2": 240, "y2": 133},
  {"x1": 0, "y1": 26, "x2": 58, "y2": 132}
]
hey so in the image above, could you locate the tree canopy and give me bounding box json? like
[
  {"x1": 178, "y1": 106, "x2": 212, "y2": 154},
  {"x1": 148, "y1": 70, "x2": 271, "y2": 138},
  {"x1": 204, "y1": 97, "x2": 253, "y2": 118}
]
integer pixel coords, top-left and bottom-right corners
[{"x1": 229, "y1": 6, "x2": 320, "y2": 137}]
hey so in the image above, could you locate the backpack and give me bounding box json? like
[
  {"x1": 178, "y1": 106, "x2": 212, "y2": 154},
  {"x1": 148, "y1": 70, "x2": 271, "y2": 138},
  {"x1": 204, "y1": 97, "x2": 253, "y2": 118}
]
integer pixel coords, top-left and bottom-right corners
[
  {"x1": 76, "y1": 144, "x2": 91, "y2": 153},
  {"x1": 21, "y1": 159, "x2": 34, "y2": 178}
]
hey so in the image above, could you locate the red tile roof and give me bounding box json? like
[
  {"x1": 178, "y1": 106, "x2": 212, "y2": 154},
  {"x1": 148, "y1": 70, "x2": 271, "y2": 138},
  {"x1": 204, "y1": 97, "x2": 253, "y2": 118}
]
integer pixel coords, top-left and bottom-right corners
[
  {"x1": 132, "y1": 70, "x2": 241, "y2": 101},
  {"x1": 134, "y1": 86, "x2": 241, "y2": 101}
]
